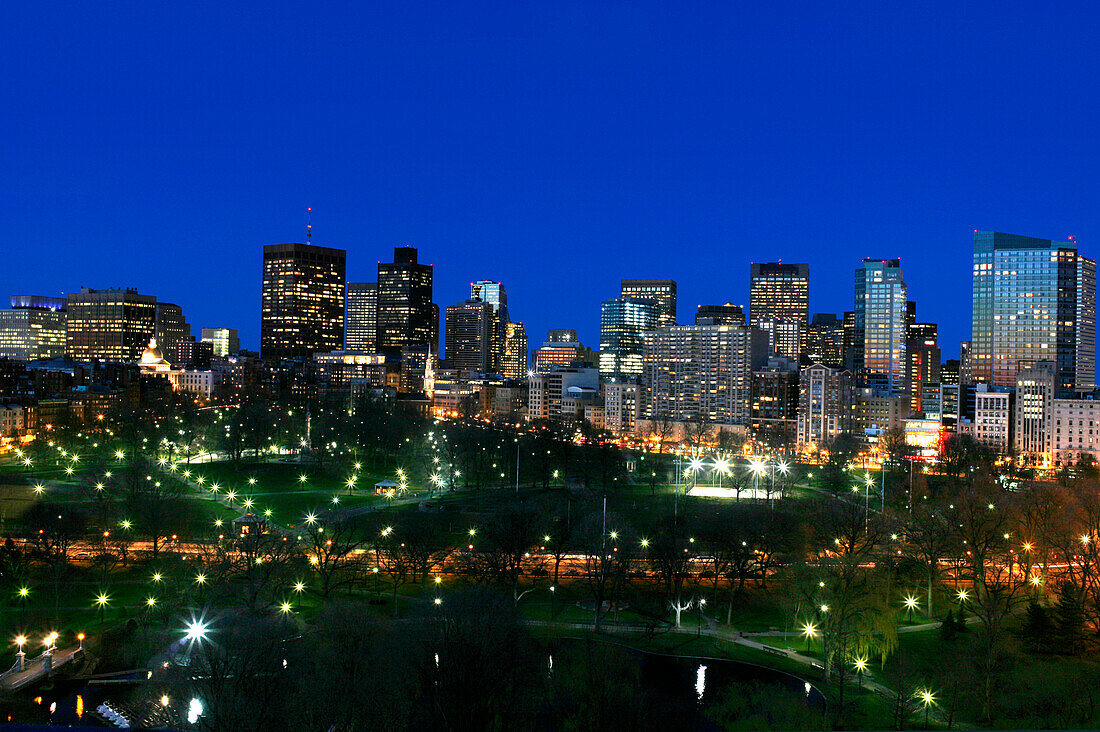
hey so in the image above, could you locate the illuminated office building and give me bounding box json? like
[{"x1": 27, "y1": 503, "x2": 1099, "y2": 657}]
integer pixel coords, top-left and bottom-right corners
[
  {"x1": 804, "y1": 313, "x2": 844, "y2": 367},
  {"x1": 0, "y1": 296, "x2": 67, "y2": 361},
  {"x1": 66, "y1": 287, "x2": 158, "y2": 363},
  {"x1": 201, "y1": 327, "x2": 240, "y2": 357},
  {"x1": 261, "y1": 242, "x2": 347, "y2": 360},
  {"x1": 501, "y1": 321, "x2": 528, "y2": 379},
  {"x1": 155, "y1": 301, "x2": 192, "y2": 364},
  {"x1": 970, "y1": 231, "x2": 1096, "y2": 394},
  {"x1": 345, "y1": 282, "x2": 378, "y2": 352},
  {"x1": 641, "y1": 324, "x2": 767, "y2": 425},
  {"x1": 852, "y1": 258, "x2": 908, "y2": 395},
  {"x1": 750, "y1": 262, "x2": 808, "y2": 359},
  {"x1": 445, "y1": 299, "x2": 495, "y2": 372},
  {"x1": 695, "y1": 303, "x2": 745, "y2": 326},
  {"x1": 599, "y1": 297, "x2": 659, "y2": 378},
  {"x1": 621, "y1": 280, "x2": 677, "y2": 327},
  {"x1": 377, "y1": 247, "x2": 436, "y2": 353}
]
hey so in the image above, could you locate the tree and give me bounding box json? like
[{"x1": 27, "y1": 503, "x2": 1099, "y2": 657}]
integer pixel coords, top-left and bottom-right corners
[
  {"x1": 1020, "y1": 601, "x2": 1054, "y2": 653},
  {"x1": 460, "y1": 502, "x2": 545, "y2": 605},
  {"x1": 649, "y1": 414, "x2": 675, "y2": 454},
  {"x1": 302, "y1": 515, "x2": 367, "y2": 598},
  {"x1": 1053, "y1": 580, "x2": 1089, "y2": 655},
  {"x1": 647, "y1": 513, "x2": 697, "y2": 628},
  {"x1": 821, "y1": 433, "x2": 859, "y2": 493}
]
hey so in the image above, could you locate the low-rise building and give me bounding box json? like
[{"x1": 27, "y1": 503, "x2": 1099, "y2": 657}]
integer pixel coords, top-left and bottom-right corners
[
  {"x1": 1051, "y1": 397, "x2": 1100, "y2": 466},
  {"x1": 973, "y1": 384, "x2": 1011, "y2": 452}
]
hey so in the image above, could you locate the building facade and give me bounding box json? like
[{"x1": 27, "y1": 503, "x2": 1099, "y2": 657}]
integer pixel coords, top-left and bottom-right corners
[
  {"x1": 695, "y1": 303, "x2": 745, "y2": 326},
  {"x1": 1014, "y1": 362, "x2": 1056, "y2": 459},
  {"x1": 201, "y1": 327, "x2": 240, "y2": 357},
  {"x1": 973, "y1": 385, "x2": 1012, "y2": 452},
  {"x1": 795, "y1": 364, "x2": 854, "y2": 448},
  {"x1": 599, "y1": 297, "x2": 659, "y2": 378},
  {"x1": 641, "y1": 324, "x2": 766, "y2": 425},
  {"x1": 377, "y1": 247, "x2": 436, "y2": 354},
  {"x1": 66, "y1": 288, "x2": 158, "y2": 363},
  {"x1": 444, "y1": 299, "x2": 495, "y2": 372},
  {"x1": 345, "y1": 282, "x2": 378, "y2": 352},
  {"x1": 970, "y1": 231, "x2": 1096, "y2": 393},
  {"x1": 621, "y1": 280, "x2": 677, "y2": 327},
  {"x1": 853, "y1": 258, "x2": 908, "y2": 395},
  {"x1": 501, "y1": 321, "x2": 528, "y2": 379},
  {"x1": 260, "y1": 242, "x2": 347, "y2": 361},
  {"x1": 750, "y1": 262, "x2": 809, "y2": 360},
  {"x1": 0, "y1": 296, "x2": 67, "y2": 361}
]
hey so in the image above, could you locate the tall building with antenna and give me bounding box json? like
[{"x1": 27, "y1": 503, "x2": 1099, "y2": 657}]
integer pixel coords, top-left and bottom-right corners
[{"x1": 260, "y1": 211, "x2": 347, "y2": 360}]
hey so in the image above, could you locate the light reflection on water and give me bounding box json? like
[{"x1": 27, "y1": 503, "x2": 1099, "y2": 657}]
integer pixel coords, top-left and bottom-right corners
[{"x1": 695, "y1": 664, "x2": 707, "y2": 702}]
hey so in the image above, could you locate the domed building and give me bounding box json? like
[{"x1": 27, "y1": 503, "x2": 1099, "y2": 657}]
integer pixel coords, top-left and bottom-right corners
[{"x1": 138, "y1": 337, "x2": 172, "y2": 373}]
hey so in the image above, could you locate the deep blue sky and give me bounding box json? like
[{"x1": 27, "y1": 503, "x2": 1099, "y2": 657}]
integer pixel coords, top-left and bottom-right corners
[{"x1": 5, "y1": 2, "x2": 1098, "y2": 356}]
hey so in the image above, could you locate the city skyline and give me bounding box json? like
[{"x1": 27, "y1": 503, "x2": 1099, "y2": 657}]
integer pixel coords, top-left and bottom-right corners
[{"x1": 7, "y1": 3, "x2": 1099, "y2": 360}]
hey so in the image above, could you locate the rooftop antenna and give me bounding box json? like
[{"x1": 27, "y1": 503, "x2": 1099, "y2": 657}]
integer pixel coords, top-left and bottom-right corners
[{"x1": 306, "y1": 206, "x2": 312, "y2": 244}]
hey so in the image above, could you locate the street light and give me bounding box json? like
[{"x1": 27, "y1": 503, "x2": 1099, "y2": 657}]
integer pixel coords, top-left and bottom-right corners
[
  {"x1": 853, "y1": 656, "x2": 867, "y2": 688},
  {"x1": 801, "y1": 621, "x2": 818, "y2": 653},
  {"x1": 183, "y1": 619, "x2": 208, "y2": 644},
  {"x1": 903, "y1": 594, "x2": 919, "y2": 623},
  {"x1": 94, "y1": 592, "x2": 111, "y2": 625},
  {"x1": 916, "y1": 688, "x2": 936, "y2": 729}
]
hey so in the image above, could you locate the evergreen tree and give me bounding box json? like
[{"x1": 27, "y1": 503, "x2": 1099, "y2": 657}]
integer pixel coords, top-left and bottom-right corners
[
  {"x1": 1021, "y1": 600, "x2": 1054, "y2": 653},
  {"x1": 1053, "y1": 581, "x2": 1088, "y2": 655}
]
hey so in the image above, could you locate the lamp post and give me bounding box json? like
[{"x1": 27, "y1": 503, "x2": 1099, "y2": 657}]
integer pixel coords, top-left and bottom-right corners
[
  {"x1": 853, "y1": 656, "x2": 867, "y2": 689},
  {"x1": 903, "y1": 594, "x2": 919, "y2": 624},
  {"x1": 15, "y1": 635, "x2": 26, "y2": 672},
  {"x1": 917, "y1": 688, "x2": 936, "y2": 729}
]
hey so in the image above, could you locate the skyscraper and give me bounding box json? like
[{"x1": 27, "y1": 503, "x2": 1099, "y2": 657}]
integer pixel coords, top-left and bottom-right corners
[
  {"x1": 155, "y1": 301, "x2": 191, "y2": 364},
  {"x1": 905, "y1": 323, "x2": 940, "y2": 413},
  {"x1": 970, "y1": 231, "x2": 1096, "y2": 394},
  {"x1": 621, "y1": 280, "x2": 677, "y2": 327},
  {"x1": 853, "y1": 258, "x2": 908, "y2": 395},
  {"x1": 470, "y1": 281, "x2": 507, "y2": 318},
  {"x1": 470, "y1": 280, "x2": 511, "y2": 370},
  {"x1": 444, "y1": 299, "x2": 495, "y2": 372},
  {"x1": 749, "y1": 262, "x2": 809, "y2": 359},
  {"x1": 0, "y1": 296, "x2": 67, "y2": 361},
  {"x1": 66, "y1": 287, "x2": 157, "y2": 363},
  {"x1": 345, "y1": 282, "x2": 378, "y2": 351},
  {"x1": 804, "y1": 313, "x2": 844, "y2": 367},
  {"x1": 377, "y1": 247, "x2": 436, "y2": 353},
  {"x1": 501, "y1": 321, "x2": 528, "y2": 379},
  {"x1": 260, "y1": 242, "x2": 346, "y2": 361},
  {"x1": 599, "y1": 297, "x2": 659, "y2": 378}
]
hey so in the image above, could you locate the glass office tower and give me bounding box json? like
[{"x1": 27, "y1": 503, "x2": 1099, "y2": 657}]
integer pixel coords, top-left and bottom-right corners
[
  {"x1": 971, "y1": 231, "x2": 1096, "y2": 393},
  {"x1": 599, "y1": 297, "x2": 659, "y2": 378}
]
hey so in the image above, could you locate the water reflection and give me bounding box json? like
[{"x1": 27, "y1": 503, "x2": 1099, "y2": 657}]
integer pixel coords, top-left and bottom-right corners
[{"x1": 695, "y1": 664, "x2": 707, "y2": 701}]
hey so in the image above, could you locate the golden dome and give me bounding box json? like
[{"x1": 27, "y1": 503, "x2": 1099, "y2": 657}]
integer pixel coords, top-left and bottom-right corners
[{"x1": 140, "y1": 337, "x2": 170, "y2": 369}]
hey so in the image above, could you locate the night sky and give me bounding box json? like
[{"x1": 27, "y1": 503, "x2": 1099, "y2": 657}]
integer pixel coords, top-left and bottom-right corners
[{"x1": 5, "y1": 2, "x2": 1098, "y2": 357}]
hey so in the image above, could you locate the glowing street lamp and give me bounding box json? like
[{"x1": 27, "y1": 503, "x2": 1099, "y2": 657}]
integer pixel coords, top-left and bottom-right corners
[
  {"x1": 801, "y1": 621, "x2": 818, "y2": 653},
  {"x1": 853, "y1": 656, "x2": 867, "y2": 688},
  {"x1": 94, "y1": 592, "x2": 111, "y2": 624},
  {"x1": 903, "y1": 594, "x2": 919, "y2": 623},
  {"x1": 916, "y1": 688, "x2": 936, "y2": 728},
  {"x1": 183, "y1": 619, "x2": 208, "y2": 644}
]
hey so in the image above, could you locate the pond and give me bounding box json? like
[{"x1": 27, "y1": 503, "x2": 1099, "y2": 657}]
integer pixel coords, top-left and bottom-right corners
[{"x1": 5, "y1": 639, "x2": 825, "y2": 730}]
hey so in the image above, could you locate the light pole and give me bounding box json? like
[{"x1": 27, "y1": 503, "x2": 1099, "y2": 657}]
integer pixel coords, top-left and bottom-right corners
[
  {"x1": 854, "y1": 656, "x2": 867, "y2": 689},
  {"x1": 15, "y1": 635, "x2": 26, "y2": 672}
]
